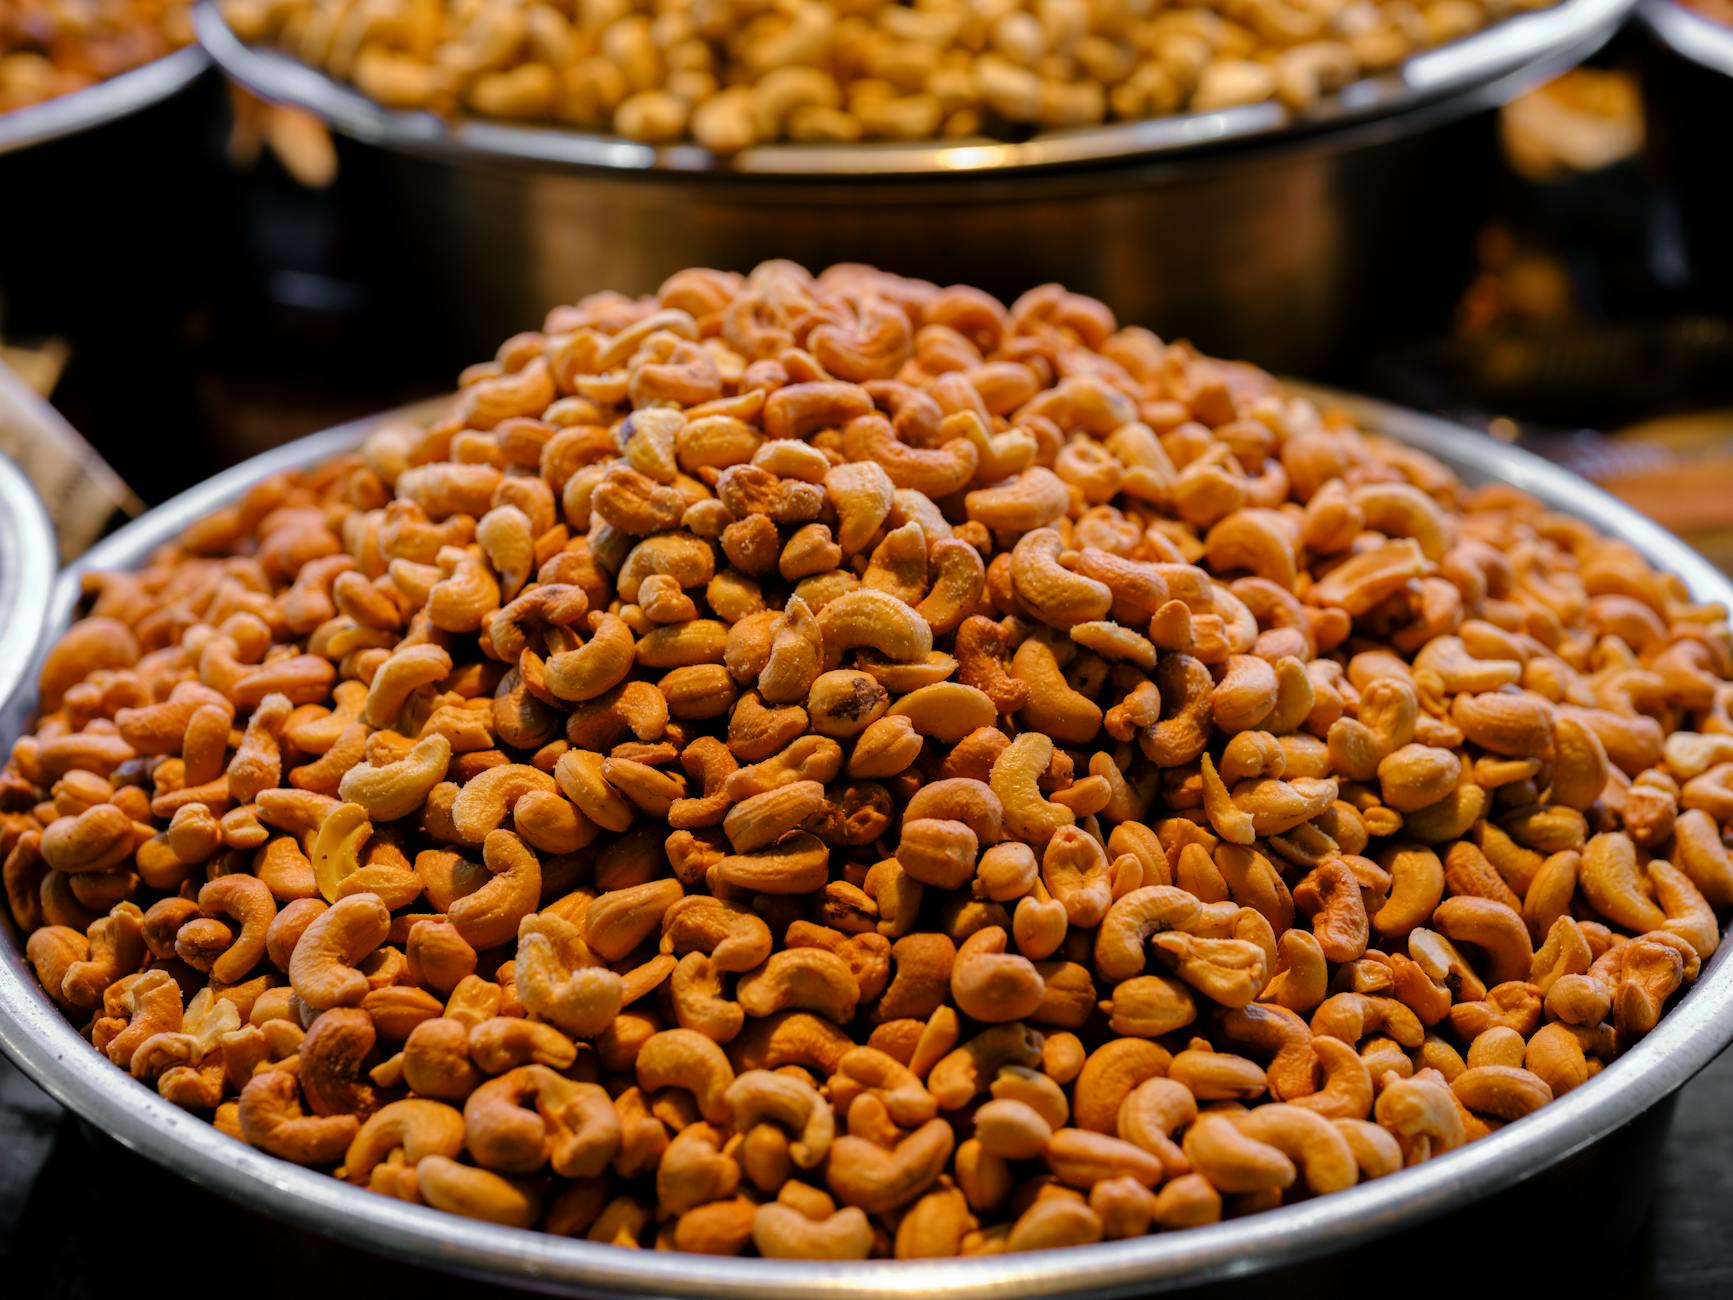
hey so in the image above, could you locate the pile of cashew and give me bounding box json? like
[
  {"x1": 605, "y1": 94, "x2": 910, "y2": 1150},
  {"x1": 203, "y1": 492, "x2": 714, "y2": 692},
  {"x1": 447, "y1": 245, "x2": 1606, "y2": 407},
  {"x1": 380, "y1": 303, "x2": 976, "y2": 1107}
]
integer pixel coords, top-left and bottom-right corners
[
  {"x1": 0, "y1": 0, "x2": 193, "y2": 112},
  {"x1": 217, "y1": 0, "x2": 1559, "y2": 150},
  {"x1": 8, "y1": 260, "x2": 1732, "y2": 1257}
]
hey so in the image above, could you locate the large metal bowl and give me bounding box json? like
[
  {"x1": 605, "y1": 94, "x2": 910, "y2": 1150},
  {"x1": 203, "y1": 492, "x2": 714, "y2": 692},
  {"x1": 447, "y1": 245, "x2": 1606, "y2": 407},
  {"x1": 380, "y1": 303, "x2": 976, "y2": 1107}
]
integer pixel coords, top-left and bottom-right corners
[
  {"x1": 1640, "y1": 0, "x2": 1733, "y2": 75},
  {"x1": 2, "y1": 387, "x2": 1731, "y2": 1296},
  {"x1": 0, "y1": 45, "x2": 207, "y2": 156},
  {"x1": 0, "y1": 45, "x2": 224, "y2": 506},
  {"x1": 196, "y1": 0, "x2": 1633, "y2": 373}
]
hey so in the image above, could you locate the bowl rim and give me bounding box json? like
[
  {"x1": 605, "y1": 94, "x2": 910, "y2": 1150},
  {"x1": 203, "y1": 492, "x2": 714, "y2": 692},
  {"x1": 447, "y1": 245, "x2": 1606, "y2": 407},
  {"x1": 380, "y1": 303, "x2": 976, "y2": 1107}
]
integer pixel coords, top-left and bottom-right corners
[
  {"x1": 195, "y1": 0, "x2": 1632, "y2": 179},
  {"x1": 0, "y1": 45, "x2": 208, "y2": 157},
  {"x1": 1639, "y1": 0, "x2": 1733, "y2": 76},
  {"x1": 3, "y1": 386, "x2": 1732, "y2": 1297},
  {"x1": 0, "y1": 452, "x2": 55, "y2": 716}
]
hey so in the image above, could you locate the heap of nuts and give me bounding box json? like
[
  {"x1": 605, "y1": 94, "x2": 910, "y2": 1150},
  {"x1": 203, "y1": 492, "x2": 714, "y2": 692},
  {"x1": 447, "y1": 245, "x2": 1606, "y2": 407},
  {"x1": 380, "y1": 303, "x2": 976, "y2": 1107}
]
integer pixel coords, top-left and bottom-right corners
[
  {"x1": 8, "y1": 261, "x2": 1733, "y2": 1257},
  {"x1": 0, "y1": 0, "x2": 193, "y2": 113},
  {"x1": 217, "y1": 0, "x2": 1560, "y2": 150}
]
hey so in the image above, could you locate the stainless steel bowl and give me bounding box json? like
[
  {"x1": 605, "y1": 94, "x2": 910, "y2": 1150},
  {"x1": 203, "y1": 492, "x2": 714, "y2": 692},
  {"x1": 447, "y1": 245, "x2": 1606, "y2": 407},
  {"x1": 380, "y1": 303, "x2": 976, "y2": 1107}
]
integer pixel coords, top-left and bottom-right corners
[
  {"x1": 1639, "y1": 1, "x2": 1733, "y2": 307},
  {"x1": 196, "y1": 0, "x2": 1633, "y2": 372},
  {"x1": 0, "y1": 46, "x2": 208, "y2": 156},
  {"x1": 1640, "y1": 0, "x2": 1733, "y2": 74},
  {"x1": 3, "y1": 388, "x2": 1731, "y2": 1297}
]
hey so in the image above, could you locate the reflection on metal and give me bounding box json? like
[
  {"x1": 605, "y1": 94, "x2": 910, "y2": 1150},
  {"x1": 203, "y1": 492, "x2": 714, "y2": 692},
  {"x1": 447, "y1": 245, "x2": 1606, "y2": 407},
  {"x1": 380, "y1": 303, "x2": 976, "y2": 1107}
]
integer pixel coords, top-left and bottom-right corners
[
  {"x1": 0, "y1": 46, "x2": 208, "y2": 157},
  {"x1": 1641, "y1": 0, "x2": 1733, "y2": 75},
  {"x1": 0, "y1": 451, "x2": 54, "y2": 717}
]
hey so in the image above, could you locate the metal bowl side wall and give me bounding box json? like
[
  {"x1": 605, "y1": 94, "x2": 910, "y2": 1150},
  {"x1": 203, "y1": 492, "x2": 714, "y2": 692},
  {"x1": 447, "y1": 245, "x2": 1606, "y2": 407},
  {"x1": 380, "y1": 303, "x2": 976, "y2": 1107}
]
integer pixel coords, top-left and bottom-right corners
[
  {"x1": 356, "y1": 109, "x2": 1494, "y2": 375},
  {"x1": 0, "y1": 46, "x2": 207, "y2": 156},
  {"x1": 1639, "y1": 2, "x2": 1733, "y2": 309}
]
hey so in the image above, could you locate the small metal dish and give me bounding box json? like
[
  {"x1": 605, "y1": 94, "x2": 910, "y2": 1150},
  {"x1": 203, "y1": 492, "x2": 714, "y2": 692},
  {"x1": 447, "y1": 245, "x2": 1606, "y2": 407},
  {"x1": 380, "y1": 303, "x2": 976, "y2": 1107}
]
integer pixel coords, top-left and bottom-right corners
[
  {"x1": 2, "y1": 388, "x2": 1730, "y2": 1297},
  {"x1": 0, "y1": 46, "x2": 208, "y2": 157}
]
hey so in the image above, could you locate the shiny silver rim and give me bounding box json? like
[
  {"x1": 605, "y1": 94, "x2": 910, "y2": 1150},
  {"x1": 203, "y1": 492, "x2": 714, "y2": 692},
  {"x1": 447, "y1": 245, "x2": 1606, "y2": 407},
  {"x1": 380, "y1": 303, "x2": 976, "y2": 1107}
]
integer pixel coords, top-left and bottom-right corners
[
  {"x1": 0, "y1": 455, "x2": 55, "y2": 716},
  {"x1": 196, "y1": 0, "x2": 1633, "y2": 178},
  {"x1": 0, "y1": 46, "x2": 208, "y2": 157},
  {"x1": 1640, "y1": 0, "x2": 1733, "y2": 75},
  {"x1": 3, "y1": 389, "x2": 1731, "y2": 1296}
]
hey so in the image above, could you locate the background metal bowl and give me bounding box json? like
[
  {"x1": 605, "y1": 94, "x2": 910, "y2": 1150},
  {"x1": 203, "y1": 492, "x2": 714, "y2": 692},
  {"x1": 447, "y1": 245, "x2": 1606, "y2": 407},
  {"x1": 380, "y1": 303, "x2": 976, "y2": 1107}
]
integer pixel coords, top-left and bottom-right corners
[
  {"x1": 0, "y1": 45, "x2": 207, "y2": 157},
  {"x1": 1638, "y1": 1, "x2": 1733, "y2": 308},
  {"x1": 2, "y1": 388, "x2": 1731, "y2": 1297},
  {"x1": 197, "y1": 0, "x2": 1633, "y2": 373}
]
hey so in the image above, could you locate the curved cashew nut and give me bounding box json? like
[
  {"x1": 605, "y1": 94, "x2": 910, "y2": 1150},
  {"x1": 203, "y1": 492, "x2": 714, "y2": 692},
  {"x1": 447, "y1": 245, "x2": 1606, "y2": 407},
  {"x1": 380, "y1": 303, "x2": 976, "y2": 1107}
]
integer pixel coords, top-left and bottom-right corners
[
  {"x1": 543, "y1": 614, "x2": 637, "y2": 702},
  {"x1": 338, "y1": 733, "x2": 452, "y2": 821},
  {"x1": 1234, "y1": 1103, "x2": 1359, "y2": 1193},
  {"x1": 1352, "y1": 482, "x2": 1451, "y2": 559},
  {"x1": 288, "y1": 893, "x2": 390, "y2": 1011},
  {"x1": 1579, "y1": 831, "x2": 1666, "y2": 933},
  {"x1": 1011, "y1": 529, "x2": 1112, "y2": 629},
  {"x1": 238, "y1": 1069, "x2": 359, "y2": 1166},
  {"x1": 636, "y1": 1028, "x2": 736, "y2": 1125},
  {"x1": 834, "y1": 1045, "x2": 939, "y2": 1126},
  {"x1": 344, "y1": 1099, "x2": 466, "y2": 1186},
  {"x1": 1151, "y1": 931, "x2": 1269, "y2": 1008},
  {"x1": 1311, "y1": 992, "x2": 1424, "y2": 1048},
  {"x1": 826, "y1": 1119, "x2": 955, "y2": 1215},
  {"x1": 660, "y1": 895, "x2": 774, "y2": 973},
  {"x1": 753, "y1": 1202, "x2": 873, "y2": 1261},
  {"x1": 927, "y1": 1022, "x2": 1045, "y2": 1110},
  {"x1": 448, "y1": 830, "x2": 542, "y2": 950},
  {"x1": 951, "y1": 926, "x2": 1044, "y2": 1023},
  {"x1": 197, "y1": 874, "x2": 277, "y2": 984},
  {"x1": 738, "y1": 947, "x2": 860, "y2": 1023},
  {"x1": 725, "y1": 1069, "x2": 835, "y2": 1168},
  {"x1": 1204, "y1": 508, "x2": 1298, "y2": 588},
  {"x1": 1431, "y1": 896, "x2": 1534, "y2": 986},
  {"x1": 450, "y1": 764, "x2": 559, "y2": 844},
  {"x1": 1374, "y1": 1073, "x2": 1465, "y2": 1163},
  {"x1": 816, "y1": 589, "x2": 934, "y2": 669},
  {"x1": 989, "y1": 732, "x2": 1074, "y2": 845},
  {"x1": 1182, "y1": 1113, "x2": 1295, "y2": 1194},
  {"x1": 364, "y1": 643, "x2": 450, "y2": 730},
  {"x1": 1141, "y1": 654, "x2": 1214, "y2": 768},
  {"x1": 464, "y1": 1065, "x2": 621, "y2": 1177},
  {"x1": 1095, "y1": 887, "x2": 1203, "y2": 983}
]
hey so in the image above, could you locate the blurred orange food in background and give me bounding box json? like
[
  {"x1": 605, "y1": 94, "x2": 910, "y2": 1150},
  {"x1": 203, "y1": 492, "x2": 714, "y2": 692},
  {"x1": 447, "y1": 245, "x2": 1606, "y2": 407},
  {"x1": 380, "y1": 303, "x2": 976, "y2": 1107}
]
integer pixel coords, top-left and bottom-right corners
[{"x1": 0, "y1": 0, "x2": 192, "y2": 111}]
